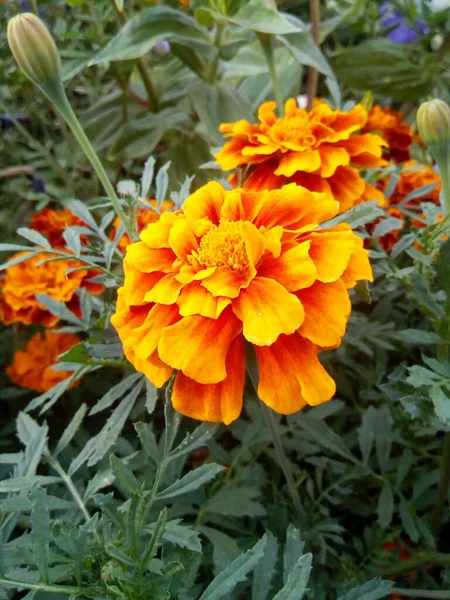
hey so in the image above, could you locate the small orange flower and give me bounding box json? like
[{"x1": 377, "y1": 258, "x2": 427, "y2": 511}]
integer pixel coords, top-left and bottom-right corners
[
  {"x1": 362, "y1": 105, "x2": 414, "y2": 163},
  {"x1": 7, "y1": 329, "x2": 81, "y2": 393},
  {"x1": 373, "y1": 161, "x2": 441, "y2": 251},
  {"x1": 112, "y1": 182, "x2": 372, "y2": 424},
  {"x1": 0, "y1": 251, "x2": 104, "y2": 326},
  {"x1": 30, "y1": 208, "x2": 86, "y2": 250},
  {"x1": 215, "y1": 99, "x2": 387, "y2": 212},
  {"x1": 110, "y1": 201, "x2": 174, "y2": 253}
]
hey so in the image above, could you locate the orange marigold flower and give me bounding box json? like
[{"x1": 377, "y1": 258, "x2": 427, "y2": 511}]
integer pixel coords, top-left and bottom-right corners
[
  {"x1": 110, "y1": 200, "x2": 174, "y2": 253},
  {"x1": 372, "y1": 161, "x2": 441, "y2": 251},
  {"x1": 30, "y1": 208, "x2": 86, "y2": 249},
  {"x1": 7, "y1": 329, "x2": 81, "y2": 393},
  {"x1": 215, "y1": 98, "x2": 387, "y2": 212},
  {"x1": 362, "y1": 105, "x2": 414, "y2": 163},
  {"x1": 111, "y1": 182, "x2": 372, "y2": 424},
  {"x1": 0, "y1": 251, "x2": 104, "y2": 326}
]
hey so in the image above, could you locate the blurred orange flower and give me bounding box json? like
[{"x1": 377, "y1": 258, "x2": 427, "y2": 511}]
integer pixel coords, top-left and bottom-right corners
[
  {"x1": 30, "y1": 208, "x2": 86, "y2": 250},
  {"x1": 112, "y1": 182, "x2": 372, "y2": 424},
  {"x1": 215, "y1": 99, "x2": 387, "y2": 212},
  {"x1": 0, "y1": 251, "x2": 104, "y2": 326},
  {"x1": 362, "y1": 105, "x2": 414, "y2": 163},
  {"x1": 110, "y1": 201, "x2": 174, "y2": 253},
  {"x1": 7, "y1": 329, "x2": 81, "y2": 392},
  {"x1": 373, "y1": 161, "x2": 441, "y2": 251}
]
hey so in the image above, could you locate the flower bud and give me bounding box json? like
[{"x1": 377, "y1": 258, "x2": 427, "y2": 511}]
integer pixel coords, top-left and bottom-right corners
[
  {"x1": 7, "y1": 13, "x2": 62, "y2": 87},
  {"x1": 417, "y1": 99, "x2": 450, "y2": 148}
]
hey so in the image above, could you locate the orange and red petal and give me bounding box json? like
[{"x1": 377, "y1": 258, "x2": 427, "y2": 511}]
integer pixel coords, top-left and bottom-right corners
[
  {"x1": 177, "y1": 281, "x2": 231, "y2": 319},
  {"x1": 341, "y1": 234, "x2": 373, "y2": 287},
  {"x1": 297, "y1": 279, "x2": 350, "y2": 347},
  {"x1": 126, "y1": 242, "x2": 176, "y2": 274},
  {"x1": 255, "y1": 335, "x2": 336, "y2": 413},
  {"x1": 201, "y1": 265, "x2": 255, "y2": 299},
  {"x1": 232, "y1": 276, "x2": 304, "y2": 346},
  {"x1": 140, "y1": 211, "x2": 178, "y2": 249},
  {"x1": 183, "y1": 181, "x2": 226, "y2": 225},
  {"x1": 158, "y1": 308, "x2": 242, "y2": 384},
  {"x1": 172, "y1": 335, "x2": 245, "y2": 424},
  {"x1": 257, "y1": 240, "x2": 316, "y2": 292},
  {"x1": 274, "y1": 149, "x2": 322, "y2": 178},
  {"x1": 304, "y1": 227, "x2": 357, "y2": 282}
]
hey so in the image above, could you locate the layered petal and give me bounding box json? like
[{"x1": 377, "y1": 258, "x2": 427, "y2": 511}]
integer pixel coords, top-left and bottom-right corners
[
  {"x1": 304, "y1": 227, "x2": 356, "y2": 282},
  {"x1": 255, "y1": 335, "x2": 336, "y2": 413},
  {"x1": 257, "y1": 240, "x2": 316, "y2": 291},
  {"x1": 232, "y1": 277, "x2": 305, "y2": 346},
  {"x1": 172, "y1": 335, "x2": 245, "y2": 424},
  {"x1": 158, "y1": 308, "x2": 242, "y2": 384},
  {"x1": 297, "y1": 279, "x2": 350, "y2": 346}
]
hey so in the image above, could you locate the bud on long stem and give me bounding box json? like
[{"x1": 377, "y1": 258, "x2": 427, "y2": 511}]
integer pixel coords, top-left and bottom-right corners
[
  {"x1": 7, "y1": 13, "x2": 136, "y2": 240},
  {"x1": 417, "y1": 99, "x2": 450, "y2": 215}
]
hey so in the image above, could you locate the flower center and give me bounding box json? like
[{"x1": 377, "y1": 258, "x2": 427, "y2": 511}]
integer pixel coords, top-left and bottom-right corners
[
  {"x1": 196, "y1": 219, "x2": 250, "y2": 273},
  {"x1": 275, "y1": 115, "x2": 316, "y2": 146}
]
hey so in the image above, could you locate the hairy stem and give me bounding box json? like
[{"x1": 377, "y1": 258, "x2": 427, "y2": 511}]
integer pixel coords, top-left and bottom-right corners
[
  {"x1": 306, "y1": 0, "x2": 320, "y2": 110},
  {"x1": 391, "y1": 589, "x2": 450, "y2": 599},
  {"x1": 381, "y1": 552, "x2": 450, "y2": 577},
  {"x1": 110, "y1": 0, "x2": 159, "y2": 111}
]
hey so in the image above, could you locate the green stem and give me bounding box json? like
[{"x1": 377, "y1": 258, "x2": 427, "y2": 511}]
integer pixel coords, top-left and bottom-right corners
[
  {"x1": 432, "y1": 145, "x2": 450, "y2": 215},
  {"x1": 208, "y1": 24, "x2": 225, "y2": 83},
  {"x1": 45, "y1": 454, "x2": 91, "y2": 523},
  {"x1": 431, "y1": 431, "x2": 450, "y2": 537},
  {"x1": 110, "y1": 0, "x2": 159, "y2": 111},
  {"x1": 381, "y1": 552, "x2": 450, "y2": 577},
  {"x1": 260, "y1": 403, "x2": 303, "y2": 517},
  {"x1": 43, "y1": 78, "x2": 136, "y2": 240},
  {"x1": 0, "y1": 579, "x2": 90, "y2": 595},
  {"x1": 391, "y1": 589, "x2": 450, "y2": 599},
  {"x1": 306, "y1": 0, "x2": 321, "y2": 110},
  {"x1": 258, "y1": 33, "x2": 283, "y2": 115}
]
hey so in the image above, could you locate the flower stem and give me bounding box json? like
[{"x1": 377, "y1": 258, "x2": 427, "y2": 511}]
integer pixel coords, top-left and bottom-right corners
[
  {"x1": 110, "y1": 0, "x2": 159, "y2": 111},
  {"x1": 431, "y1": 431, "x2": 450, "y2": 537},
  {"x1": 46, "y1": 453, "x2": 91, "y2": 523},
  {"x1": 260, "y1": 402, "x2": 303, "y2": 517},
  {"x1": 391, "y1": 589, "x2": 450, "y2": 599},
  {"x1": 380, "y1": 552, "x2": 450, "y2": 577},
  {"x1": 306, "y1": 0, "x2": 321, "y2": 110},
  {"x1": 44, "y1": 79, "x2": 136, "y2": 240},
  {"x1": 258, "y1": 33, "x2": 284, "y2": 116},
  {"x1": 433, "y1": 146, "x2": 450, "y2": 215}
]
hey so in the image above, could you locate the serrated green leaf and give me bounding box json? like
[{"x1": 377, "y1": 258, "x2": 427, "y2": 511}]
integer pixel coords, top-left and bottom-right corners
[
  {"x1": 89, "y1": 373, "x2": 142, "y2": 416},
  {"x1": 0, "y1": 476, "x2": 61, "y2": 493},
  {"x1": 430, "y1": 385, "x2": 450, "y2": 426},
  {"x1": 337, "y1": 578, "x2": 394, "y2": 600},
  {"x1": 377, "y1": 483, "x2": 394, "y2": 529},
  {"x1": 30, "y1": 486, "x2": 50, "y2": 582},
  {"x1": 252, "y1": 530, "x2": 278, "y2": 600},
  {"x1": 199, "y1": 535, "x2": 267, "y2": 600},
  {"x1": 53, "y1": 404, "x2": 88, "y2": 458},
  {"x1": 206, "y1": 486, "x2": 266, "y2": 517},
  {"x1": 326, "y1": 201, "x2": 383, "y2": 229},
  {"x1": 169, "y1": 423, "x2": 218, "y2": 462},
  {"x1": 135, "y1": 422, "x2": 160, "y2": 465},
  {"x1": 273, "y1": 553, "x2": 312, "y2": 600},
  {"x1": 110, "y1": 455, "x2": 141, "y2": 495},
  {"x1": 399, "y1": 499, "x2": 419, "y2": 543},
  {"x1": 157, "y1": 463, "x2": 224, "y2": 500},
  {"x1": 283, "y1": 524, "x2": 304, "y2": 584}
]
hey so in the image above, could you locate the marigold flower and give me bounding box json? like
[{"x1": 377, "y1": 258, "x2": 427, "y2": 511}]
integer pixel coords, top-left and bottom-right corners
[
  {"x1": 372, "y1": 161, "x2": 441, "y2": 251},
  {"x1": 110, "y1": 200, "x2": 174, "y2": 253},
  {"x1": 30, "y1": 208, "x2": 86, "y2": 249},
  {"x1": 111, "y1": 182, "x2": 372, "y2": 424},
  {"x1": 215, "y1": 98, "x2": 387, "y2": 212},
  {"x1": 0, "y1": 251, "x2": 104, "y2": 326},
  {"x1": 362, "y1": 105, "x2": 414, "y2": 163},
  {"x1": 7, "y1": 329, "x2": 81, "y2": 392}
]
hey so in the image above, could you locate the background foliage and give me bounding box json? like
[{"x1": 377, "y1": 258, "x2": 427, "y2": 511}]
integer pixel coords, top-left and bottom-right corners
[{"x1": 1, "y1": 0, "x2": 450, "y2": 598}]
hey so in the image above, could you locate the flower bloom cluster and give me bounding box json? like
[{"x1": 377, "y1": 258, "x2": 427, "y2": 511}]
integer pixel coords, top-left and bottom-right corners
[
  {"x1": 373, "y1": 161, "x2": 441, "y2": 251},
  {"x1": 362, "y1": 105, "x2": 415, "y2": 163},
  {"x1": 110, "y1": 200, "x2": 174, "y2": 253},
  {"x1": 215, "y1": 98, "x2": 387, "y2": 212},
  {"x1": 112, "y1": 182, "x2": 372, "y2": 424},
  {"x1": 7, "y1": 329, "x2": 81, "y2": 392},
  {"x1": 0, "y1": 208, "x2": 104, "y2": 326}
]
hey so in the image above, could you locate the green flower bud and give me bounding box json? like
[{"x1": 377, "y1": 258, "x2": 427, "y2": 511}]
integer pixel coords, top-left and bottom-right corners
[
  {"x1": 417, "y1": 99, "x2": 450, "y2": 148},
  {"x1": 7, "y1": 13, "x2": 62, "y2": 88}
]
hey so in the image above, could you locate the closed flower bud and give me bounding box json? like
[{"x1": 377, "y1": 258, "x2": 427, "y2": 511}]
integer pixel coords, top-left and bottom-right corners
[
  {"x1": 417, "y1": 99, "x2": 450, "y2": 148},
  {"x1": 7, "y1": 13, "x2": 62, "y2": 87}
]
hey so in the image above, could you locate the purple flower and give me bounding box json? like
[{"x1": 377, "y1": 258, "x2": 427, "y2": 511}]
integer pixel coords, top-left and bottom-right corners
[
  {"x1": 1, "y1": 114, "x2": 28, "y2": 130},
  {"x1": 154, "y1": 40, "x2": 170, "y2": 54},
  {"x1": 33, "y1": 178, "x2": 47, "y2": 194},
  {"x1": 379, "y1": 2, "x2": 428, "y2": 44}
]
